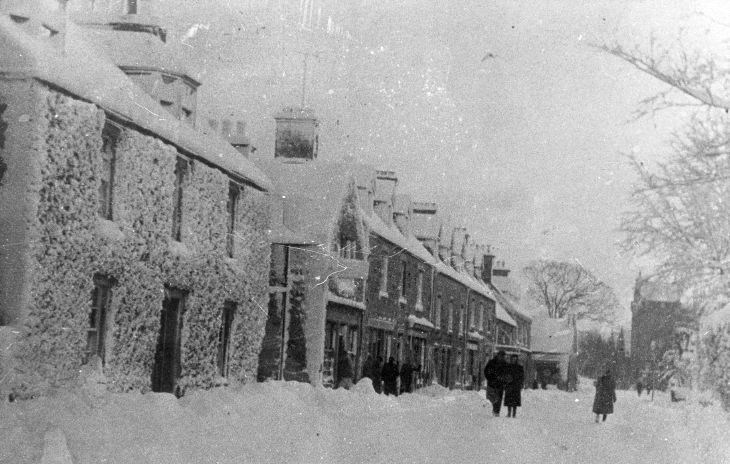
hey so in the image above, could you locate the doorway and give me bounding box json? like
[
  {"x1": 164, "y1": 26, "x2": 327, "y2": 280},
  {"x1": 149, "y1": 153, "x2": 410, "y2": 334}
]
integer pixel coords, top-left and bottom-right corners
[{"x1": 152, "y1": 287, "x2": 186, "y2": 395}]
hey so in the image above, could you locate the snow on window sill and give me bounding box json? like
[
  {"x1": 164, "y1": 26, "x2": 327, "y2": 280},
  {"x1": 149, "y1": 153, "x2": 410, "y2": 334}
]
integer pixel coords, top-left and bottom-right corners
[
  {"x1": 414, "y1": 303, "x2": 424, "y2": 312},
  {"x1": 379, "y1": 290, "x2": 389, "y2": 299},
  {"x1": 398, "y1": 296, "x2": 408, "y2": 305}
]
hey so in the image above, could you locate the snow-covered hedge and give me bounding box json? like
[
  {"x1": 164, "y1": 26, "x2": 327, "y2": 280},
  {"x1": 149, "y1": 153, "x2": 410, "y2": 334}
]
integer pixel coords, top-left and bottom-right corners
[
  {"x1": 698, "y1": 324, "x2": 730, "y2": 409},
  {"x1": 9, "y1": 87, "x2": 270, "y2": 396}
]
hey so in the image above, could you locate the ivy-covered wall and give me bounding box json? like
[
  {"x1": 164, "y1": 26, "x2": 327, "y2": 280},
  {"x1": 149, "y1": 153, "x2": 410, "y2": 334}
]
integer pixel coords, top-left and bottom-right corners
[
  {"x1": 3, "y1": 83, "x2": 270, "y2": 396},
  {"x1": 698, "y1": 324, "x2": 730, "y2": 409}
]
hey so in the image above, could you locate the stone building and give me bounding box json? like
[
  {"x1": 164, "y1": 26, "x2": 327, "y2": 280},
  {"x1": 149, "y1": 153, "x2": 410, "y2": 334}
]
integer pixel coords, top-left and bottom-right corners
[
  {"x1": 0, "y1": 2, "x2": 271, "y2": 397},
  {"x1": 629, "y1": 275, "x2": 692, "y2": 383}
]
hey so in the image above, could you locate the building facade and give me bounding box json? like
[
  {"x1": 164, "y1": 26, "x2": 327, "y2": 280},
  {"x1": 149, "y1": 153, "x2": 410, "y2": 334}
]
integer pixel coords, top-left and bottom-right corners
[{"x1": 0, "y1": 4, "x2": 272, "y2": 397}]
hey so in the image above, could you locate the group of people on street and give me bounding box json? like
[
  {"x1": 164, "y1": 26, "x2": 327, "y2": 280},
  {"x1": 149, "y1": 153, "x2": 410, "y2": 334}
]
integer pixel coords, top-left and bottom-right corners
[
  {"x1": 361, "y1": 354, "x2": 422, "y2": 395},
  {"x1": 484, "y1": 350, "x2": 524, "y2": 418},
  {"x1": 484, "y1": 350, "x2": 617, "y2": 423}
]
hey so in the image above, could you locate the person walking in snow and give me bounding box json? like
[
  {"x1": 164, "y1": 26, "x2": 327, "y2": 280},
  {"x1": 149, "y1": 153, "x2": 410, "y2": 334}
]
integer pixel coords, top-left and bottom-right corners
[
  {"x1": 504, "y1": 354, "x2": 524, "y2": 418},
  {"x1": 372, "y1": 356, "x2": 383, "y2": 393},
  {"x1": 484, "y1": 350, "x2": 508, "y2": 416},
  {"x1": 337, "y1": 351, "x2": 355, "y2": 390},
  {"x1": 592, "y1": 368, "x2": 617, "y2": 423},
  {"x1": 382, "y1": 356, "x2": 399, "y2": 396}
]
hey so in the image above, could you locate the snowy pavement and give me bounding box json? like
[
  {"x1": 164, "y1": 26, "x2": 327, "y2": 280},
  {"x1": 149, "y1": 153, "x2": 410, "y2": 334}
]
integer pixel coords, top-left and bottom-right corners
[{"x1": 1, "y1": 379, "x2": 729, "y2": 464}]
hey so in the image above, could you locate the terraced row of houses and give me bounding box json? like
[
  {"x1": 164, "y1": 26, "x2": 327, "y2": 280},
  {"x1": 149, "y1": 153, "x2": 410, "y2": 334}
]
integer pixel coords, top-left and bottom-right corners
[{"x1": 0, "y1": 1, "x2": 532, "y2": 397}]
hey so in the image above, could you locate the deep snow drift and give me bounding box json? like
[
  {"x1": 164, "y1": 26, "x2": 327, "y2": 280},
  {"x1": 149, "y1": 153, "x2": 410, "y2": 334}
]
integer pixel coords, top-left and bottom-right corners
[{"x1": 1, "y1": 379, "x2": 728, "y2": 464}]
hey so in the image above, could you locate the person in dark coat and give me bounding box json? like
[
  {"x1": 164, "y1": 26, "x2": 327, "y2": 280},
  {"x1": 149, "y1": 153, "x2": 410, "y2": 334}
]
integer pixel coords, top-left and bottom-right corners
[
  {"x1": 504, "y1": 354, "x2": 524, "y2": 418},
  {"x1": 381, "y1": 357, "x2": 399, "y2": 396},
  {"x1": 337, "y1": 350, "x2": 354, "y2": 390},
  {"x1": 592, "y1": 368, "x2": 617, "y2": 422},
  {"x1": 400, "y1": 358, "x2": 414, "y2": 394},
  {"x1": 372, "y1": 356, "x2": 383, "y2": 393},
  {"x1": 362, "y1": 354, "x2": 374, "y2": 380},
  {"x1": 484, "y1": 350, "x2": 507, "y2": 416}
]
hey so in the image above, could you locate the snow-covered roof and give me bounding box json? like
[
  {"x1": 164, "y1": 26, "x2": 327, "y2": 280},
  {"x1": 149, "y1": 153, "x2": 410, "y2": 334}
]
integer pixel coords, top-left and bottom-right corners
[
  {"x1": 364, "y1": 211, "x2": 438, "y2": 265},
  {"x1": 530, "y1": 315, "x2": 573, "y2": 354},
  {"x1": 488, "y1": 281, "x2": 531, "y2": 323},
  {"x1": 255, "y1": 159, "x2": 368, "y2": 246},
  {"x1": 496, "y1": 303, "x2": 517, "y2": 326},
  {"x1": 0, "y1": 14, "x2": 271, "y2": 191},
  {"x1": 407, "y1": 314, "x2": 434, "y2": 329}
]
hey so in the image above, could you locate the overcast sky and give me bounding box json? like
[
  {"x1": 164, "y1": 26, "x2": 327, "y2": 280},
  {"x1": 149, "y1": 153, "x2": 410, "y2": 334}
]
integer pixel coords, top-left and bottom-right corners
[{"x1": 156, "y1": 0, "x2": 729, "y2": 324}]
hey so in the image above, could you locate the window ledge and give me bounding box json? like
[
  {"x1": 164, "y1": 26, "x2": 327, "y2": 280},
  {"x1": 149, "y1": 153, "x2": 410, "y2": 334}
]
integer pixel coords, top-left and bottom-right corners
[
  {"x1": 414, "y1": 303, "x2": 424, "y2": 312},
  {"x1": 379, "y1": 290, "x2": 389, "y2": 299},
  {"x1": 398, "y1": 296, "x2": 408, "y2": 305}
]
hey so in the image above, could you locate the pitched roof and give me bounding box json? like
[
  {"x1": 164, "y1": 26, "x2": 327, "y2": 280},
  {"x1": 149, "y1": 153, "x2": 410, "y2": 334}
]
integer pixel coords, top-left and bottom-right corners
[
  {"x1": 411, "y1": 212, "x2": 441, "y2": 240},
  {"x1": 496, "y1": 303, "x2": 517, "y2": 326},
  {"x1": 255, "y1": 159, "x2": 367, "y2": 245},
  {"x1": 0, "y1": 14, "x2": 271, "y2": 191}
]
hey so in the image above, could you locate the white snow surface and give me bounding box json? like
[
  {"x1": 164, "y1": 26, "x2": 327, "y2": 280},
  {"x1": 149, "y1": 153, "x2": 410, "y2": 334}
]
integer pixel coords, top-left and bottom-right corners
[{"x1": 1, "y1": 380, "x2": 729, "y2": 464}]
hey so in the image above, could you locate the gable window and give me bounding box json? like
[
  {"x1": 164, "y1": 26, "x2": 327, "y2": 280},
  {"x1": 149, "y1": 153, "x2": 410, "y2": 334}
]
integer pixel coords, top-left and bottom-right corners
[
  {"x1": 171, "y1": 157, "x2": 189, "y2": 241},
  {"x1": 98, "y1": 122, "x2": 119, "y2": 220},
  {"x1": 226, "y1": 182, "x2": 240, "y2": 258},
  {"x1": 217, "y1": 301, "x2": 236, "y2": 378},
  {"x1": 379, "y1": 255, "x2": 388, "y2": 296},
  {"x1": 87, "y1": 275, "x2": 112, "y2": 365},
  {"x1": 447, "y1": 299, "x2": 454, "y2": 333}
]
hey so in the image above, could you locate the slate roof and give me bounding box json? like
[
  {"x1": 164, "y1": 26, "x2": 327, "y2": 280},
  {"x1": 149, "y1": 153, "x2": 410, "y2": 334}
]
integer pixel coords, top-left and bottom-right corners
[{"x1": 0, "y1": 14, "x2": 271, "y2": 190}]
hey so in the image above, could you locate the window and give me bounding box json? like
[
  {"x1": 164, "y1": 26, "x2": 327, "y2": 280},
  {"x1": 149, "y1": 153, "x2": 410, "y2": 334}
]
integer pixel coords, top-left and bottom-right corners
[
  {"x1": 152, "y1": 287, "x2": 187, "y2": 394},
  {"x1": 415, "y1": 269, "x2": 424, "y2": 310},
  {"x1": 269, "y1": 244, "x2": 288, "y2": 288},
  {"x1": 459, "y1": 304, "x2": 465, "y2": 334},
  {"x1": 379, "y1": 255, "x2": 388, "y2": 296},
  {"x1": 434, "y1": 295, "x2": 442, "y2": 328},
  {"x1": 87, "y1": 275, "x2": 112, "y2": 365},
  {"x1": 127, "y1": 0, "x2": 137, "y2": 14},
  {"x1": 478, "y1": 303, "x2": 485, "y2": 331},
  {"x1": 226, "y1": 182, "x2": 240, "y2": 258},
  {"x1": 98, "y1": 122, "x2": 119, "y2": 220},
  {"x1": 171, "y1": 157, "x2": 188, "y2": 241},
  {"x1": 400, "y1": 261, "x2": 407, "y2": 298},
  {"x1": 217, "y1": 302, "x2": 236, "y2": 378},
  {"x1": 469, "y1": 302, "x2": 475, "y2": 329},
  {"x1": 447, "y1": 299, "x2": 454, "y2": 333}
]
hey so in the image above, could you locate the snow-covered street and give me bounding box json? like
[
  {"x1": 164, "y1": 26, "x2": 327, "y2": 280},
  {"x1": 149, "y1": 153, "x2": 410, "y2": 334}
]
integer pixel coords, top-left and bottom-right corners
[{"x1": 2, "y1": 380, "x2": 728, "y2": 464}]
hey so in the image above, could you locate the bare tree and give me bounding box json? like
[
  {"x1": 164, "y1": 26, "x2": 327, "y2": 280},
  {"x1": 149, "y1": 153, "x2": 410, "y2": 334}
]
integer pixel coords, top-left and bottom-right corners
[
  {"x1": 522, "y1": 259, "x2": 620, "y2": 322},
  {"x1": 602, "y1": 26, "x2": 730, "y2": 311}
]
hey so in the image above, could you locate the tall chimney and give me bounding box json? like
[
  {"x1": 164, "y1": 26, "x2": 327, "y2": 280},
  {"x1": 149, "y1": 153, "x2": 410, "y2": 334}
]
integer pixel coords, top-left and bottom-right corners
[
  {"x1": 393, "y1": 194, "x2": 412, "y2": 236},
  {"x1": 274, "y1": 107, "x2": 318, "y2": 160},
  {"x1": 374, "y1": 170, "x2": 397, "y2": 226},
  {"x1": 482, "y1": 246, "x2": 495, "y2": 284}
]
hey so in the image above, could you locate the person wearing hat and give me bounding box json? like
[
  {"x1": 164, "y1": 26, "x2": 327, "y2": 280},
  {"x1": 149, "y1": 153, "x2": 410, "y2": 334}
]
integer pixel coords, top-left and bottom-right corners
[{"x1": 484, "y1": 350, "x2": 508, "y2": 416}]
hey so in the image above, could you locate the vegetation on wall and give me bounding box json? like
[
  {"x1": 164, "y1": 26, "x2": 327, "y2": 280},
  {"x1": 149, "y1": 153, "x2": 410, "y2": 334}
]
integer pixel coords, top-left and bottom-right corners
[{"x1": 10, "y1": 86, "x2": 270, "y2": 396}]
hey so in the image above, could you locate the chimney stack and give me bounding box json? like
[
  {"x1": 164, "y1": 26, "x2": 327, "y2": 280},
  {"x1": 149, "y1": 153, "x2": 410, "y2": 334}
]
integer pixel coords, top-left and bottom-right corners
[
  {"x1": 482, "y1": 245, "x2": 495, "y2": 284},
  {"x1": 374, "y1": 170, "x2": 397, "y2": 226},
  {"x1": 274, "y1": 107, "x2": 318, "y2": 160}
]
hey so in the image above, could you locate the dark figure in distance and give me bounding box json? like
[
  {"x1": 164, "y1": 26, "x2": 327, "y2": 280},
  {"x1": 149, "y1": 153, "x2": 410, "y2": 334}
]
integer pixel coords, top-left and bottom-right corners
[
  {"x1": 593, "y1": 368, "x2": 617, "y2": 422},
  {"x1": 636, "y1": 375, "x2": 644, "y2": 397},
  {"x1": 484, "y1": 350, "x2": 508, "y2": 416},
  {"x1": 504, "y1": 354, "x2": 524, "y2": 418},
  {"x1": 372, "y1": 356, "x2": 383, "y2": 393},
  {"x1": 400, "y1": 358, "x2": 414, "y2": 394},
  {"x1": 362, "y1": 354, "x2": 374, "y2": 380},
  {"x1": 381, "y1": 357, "x2": 399, "y2": 396}
]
